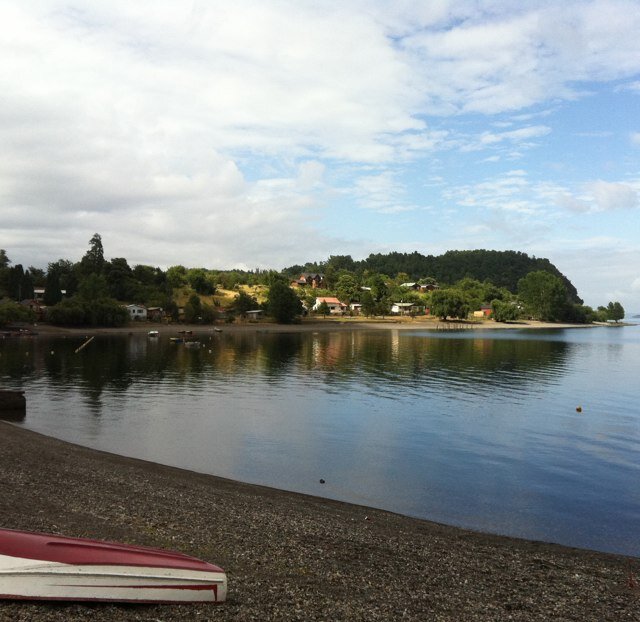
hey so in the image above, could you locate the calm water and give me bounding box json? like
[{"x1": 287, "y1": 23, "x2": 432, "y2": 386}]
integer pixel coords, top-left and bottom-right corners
[{"x1": 1, "y1": 325, "x2": 639, "y2": 557}]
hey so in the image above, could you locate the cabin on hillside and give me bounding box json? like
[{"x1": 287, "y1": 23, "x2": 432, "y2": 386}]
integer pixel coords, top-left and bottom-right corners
[{"x1": 290, "y1": 273, "x2": 325, "y2": 289}]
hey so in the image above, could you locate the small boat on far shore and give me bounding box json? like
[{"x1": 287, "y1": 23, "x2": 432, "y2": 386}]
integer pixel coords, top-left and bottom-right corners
[
  {"x1": 0, "y1": 528, "x2": 227, "y2": 603},
  {"x1": 148, "y1": 330, "x2": 159, "y2": 337}
]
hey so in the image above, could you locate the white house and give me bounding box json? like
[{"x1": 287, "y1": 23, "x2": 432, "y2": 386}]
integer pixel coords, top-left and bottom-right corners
[
  {"x1": 312, "y1": 297, "x2": 347, "y2": 315},
  {"x1": 391, "y1": 302, "x2": 424, "y2": 315},
  {"x1": 126, "y1": 304, "x2": 147, "y2": 321}
]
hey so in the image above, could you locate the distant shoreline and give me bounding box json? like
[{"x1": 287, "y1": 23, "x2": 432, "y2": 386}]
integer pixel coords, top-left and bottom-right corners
[{"x1": 18, "y1": 317, "x2": 632, "y2": 337}]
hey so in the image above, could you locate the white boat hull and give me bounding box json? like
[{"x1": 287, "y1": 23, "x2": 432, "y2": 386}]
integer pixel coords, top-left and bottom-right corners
[{"x1": 0, "y1": 530, "x2": 227, "y2": 603}]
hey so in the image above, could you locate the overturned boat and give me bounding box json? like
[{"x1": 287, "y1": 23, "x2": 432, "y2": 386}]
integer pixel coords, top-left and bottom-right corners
[{"x1": 0, "y1": 528, "x2": 227, "y2": 603}]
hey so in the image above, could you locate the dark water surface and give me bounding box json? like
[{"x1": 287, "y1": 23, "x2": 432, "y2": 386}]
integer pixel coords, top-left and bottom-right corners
[{"x1": 2, "y1": 325, "x2": 639, "y2": 556}]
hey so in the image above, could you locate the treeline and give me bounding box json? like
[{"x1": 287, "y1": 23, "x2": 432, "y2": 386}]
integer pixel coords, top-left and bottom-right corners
[
  {"x1": 284, "y1": 250, "x2": 581, "y2": 303},
  {"x1": 0, "y1": 235, "x2": 274, "y2": 327},
  {"x1": 0, "y1": 237, "x2": 625, "y2": 327}
]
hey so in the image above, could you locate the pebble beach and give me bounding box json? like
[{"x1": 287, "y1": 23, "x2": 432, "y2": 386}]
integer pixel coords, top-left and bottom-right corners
[{"x1": 0, "y1": 422, "x2": 638, "y2": 621}]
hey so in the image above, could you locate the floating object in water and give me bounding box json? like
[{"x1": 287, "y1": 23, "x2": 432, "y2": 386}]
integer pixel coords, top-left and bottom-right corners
[
  {"x1": 319, "y1": 479, "x2": 325, "y2": 484},
  {"x1": 0, "y1": 390, "x2": 26, "y2": 412},
  {"x1": 75, "y1": 336, "x2": 95, "y2": 354},
  {"x1": 576, "y1": 406, "x2": 583, "y2": 413},
  {"x1": 0, "y1": 528, "x2": 227, "y2": 603}
]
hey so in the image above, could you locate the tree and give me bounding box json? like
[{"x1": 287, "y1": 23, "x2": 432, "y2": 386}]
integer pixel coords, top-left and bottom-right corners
[
  {"x1": 517, "y1": 271, "x2": 567, "y2": 321},
  {"x1": 184, "y1": 293, "x2": 203, "y2": 323},
  {"x1": 166, "y1": 265, "x2": 188, "y2": 289},
  {"x1": 335, "y1": 274, "x2": 359, "y2": 304},
  {"x1": 0, "y1": 301, "x2": 35, "y2": 327},
  {"x1": 77, "y1": 274, "x2": 110, "y2": 301},
  {"x1": 0, "y1": 250, "x2": 9, "y2": 297},
  {"x1": 187, "y1": 268, "x2": 216, "y2": 295},
  {"x1": 316, "y1": 301, "x2": 330, "y2": 317},
  {"x1": 360, "y1": 290, "x2": 376, "y2": 317},
  {"x1": 430, "y1": 288, "x2": 471, "y2": 320},
  {"x1": 606, "y1": 301, "x2": 625, "y2": 323},
  {"x1": 105, "y1": 258, "x2": 138, "y2": 301},
  {"x1": 47, "y1": 259, "x2": 78, "y2": 297},
  {"x1": 79, "y1": 233, "x2": 105, "y2": 276},
  {"x1": 267, "y1": 280, "x2": 303, "y2": 324},
  {"x1": 43, "y1": 269, "x2": 63, "y2": 305},
  {"x1": 233, "y1": 290, "x2": 258, "y2": 318},
  {"x1": 491, "y1": 299, "x2": 520, "y2": 322}
]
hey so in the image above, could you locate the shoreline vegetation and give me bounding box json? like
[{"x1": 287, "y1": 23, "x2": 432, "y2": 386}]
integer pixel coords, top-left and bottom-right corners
[
  {"x1": 0, "y1": 423, "x2": 639, "y2": 621},
  {"x1": 17, "y1": 315, "x2": 633, "y2": 337}
]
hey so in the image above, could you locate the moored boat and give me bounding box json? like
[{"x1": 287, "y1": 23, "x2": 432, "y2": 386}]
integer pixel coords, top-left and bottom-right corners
[{"x1": 0, "y1": 528, "x2": 227, "y2": 603}]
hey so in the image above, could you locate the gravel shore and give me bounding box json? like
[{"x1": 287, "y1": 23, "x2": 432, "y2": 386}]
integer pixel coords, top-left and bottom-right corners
[{"x1": 0, "y1": 422, "x2": 638, "y2": 621}]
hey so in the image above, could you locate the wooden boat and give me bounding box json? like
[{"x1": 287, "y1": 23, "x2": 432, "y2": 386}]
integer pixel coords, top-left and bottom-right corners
[{"x1": 0, "y1": 528, "x2": 227, "y2": 603}]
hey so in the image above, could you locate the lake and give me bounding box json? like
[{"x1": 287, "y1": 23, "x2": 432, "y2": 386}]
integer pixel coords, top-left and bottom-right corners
[{"x1": 1, "y1": 324, "x2": 639, "y2": 557}]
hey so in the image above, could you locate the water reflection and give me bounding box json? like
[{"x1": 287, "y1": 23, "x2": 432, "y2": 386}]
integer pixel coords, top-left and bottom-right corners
[{"x1": 1, "y1": 327, "x2": 639, "y2": 556}]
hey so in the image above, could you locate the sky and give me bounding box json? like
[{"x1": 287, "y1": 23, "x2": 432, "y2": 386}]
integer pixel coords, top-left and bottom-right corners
[{"x1": 1, "y1": 1, "x2": 640, "y2": 311}]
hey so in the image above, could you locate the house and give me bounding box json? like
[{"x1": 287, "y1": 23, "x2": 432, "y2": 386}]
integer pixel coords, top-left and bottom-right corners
[
  {"x1": 400, "y1": 282, "x2": 420, "y2": 290},
  {"x1": 146, "y1": 307, "x2": 165, "y2": 322},
  {"x1": 350, "y1": 303, "x2": 362, "y2": 315},
  {"x1": 33, "y1": 287, "x2": 67, "y2": 301},
  {"x1": 290, "y1": 273, "x2": 325, "y2": 289},
  {"x1": 474, "y1": 305, "x2": 493, "y2": 318},
  {"x1": 126, "y1": 304, "x2": 147, "y2": 321},
  {"x1": 391, "y1": 302, "x2": 425, "y2": 316},
  {"x1": 312, "y1": 297, "x2": 347, "y2": 315},
  {"x1": 246, "y1": 310, "x2": 264, "y2": 320}
]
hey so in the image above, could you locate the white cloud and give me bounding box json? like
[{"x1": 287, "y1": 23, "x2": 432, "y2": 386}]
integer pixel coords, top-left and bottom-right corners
[
  {"x1": 460, "y1": 125, "x2": 551, "y2": 152},
  {"x1": 631, "y1": 132, "x2": 640, "y2": 146},
  {"x1": 2, "y1": 0, "x2": 640, "y2": 296},
  {"x1": 352, "y1": 170, "x2": 415, "y2": 214},
  {"x1": 585, "y1": 180, "x2": 639, "y2": 211}
]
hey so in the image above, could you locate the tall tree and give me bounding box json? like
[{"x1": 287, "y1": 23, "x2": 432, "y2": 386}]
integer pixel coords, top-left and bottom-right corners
[
  {"x1": 267, "y1": 279, "x2": 303, "y2": 324},
  {"x1": 43, "y1": 270, "x2": 63, "y2": 305},
  {"x1": 79, "y1": 233, "x2": 105, "y2": 276}
]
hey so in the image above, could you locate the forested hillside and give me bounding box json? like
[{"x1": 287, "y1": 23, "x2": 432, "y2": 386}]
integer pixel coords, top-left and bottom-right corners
[{"x1": 285, "y1": 250, "x2": 581, "y2": 303}]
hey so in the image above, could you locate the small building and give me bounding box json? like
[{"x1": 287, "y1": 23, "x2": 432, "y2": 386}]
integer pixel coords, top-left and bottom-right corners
[
  {"x1": 313, "y1": 297, "x2": 347, "y2": 315},
  {"x1": 126, "y1": 304, "x2": 147, "y2": 321},
  {"x1": 146, "y1": 307, "x2": 165, "y2": 322},
  {"x1": 246, "y1": 310, "x2": 264, "y2": 320},
  {"x1": 476, "y1": 305, "x2": 493, "y2": 318},
  {"x1": 391, "y1": 302, "x2": 425, "y2": 316},
  {"x1": 350, "y1": 303, "x2": 362, "y2": 315},
  {"x1": 33, "y1": 287, "x2": 67, "y2": 301}
]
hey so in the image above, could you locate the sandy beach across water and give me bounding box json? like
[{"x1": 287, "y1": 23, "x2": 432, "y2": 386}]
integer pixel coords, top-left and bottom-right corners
[
  {"x1": 24, "y1": 316, "x2": 624, "y2": 337},
  {"x1": 0, "y1": 422, "x2": 638, "y2": 621}
]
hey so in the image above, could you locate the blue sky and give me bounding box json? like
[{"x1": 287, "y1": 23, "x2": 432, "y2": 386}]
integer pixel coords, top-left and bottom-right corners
[{"x1": 1, "y1": 1, "x2": 639, "y2": 311}]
